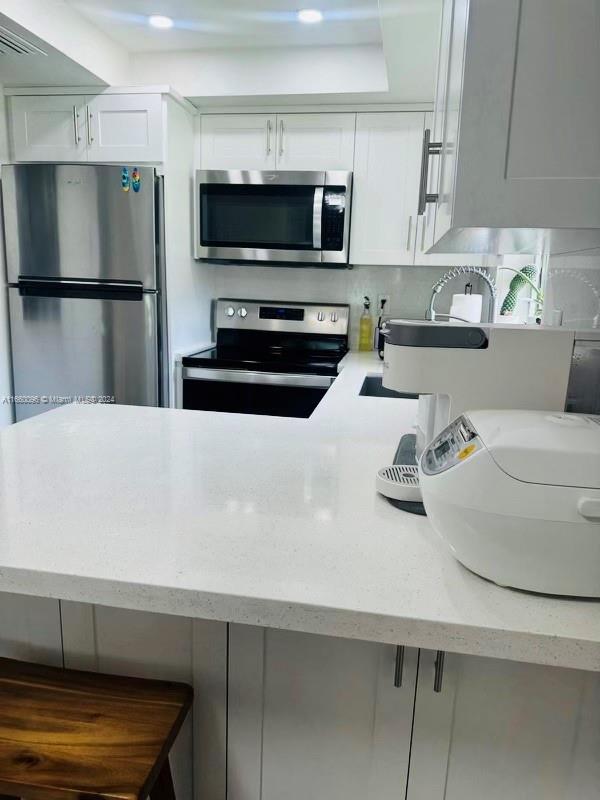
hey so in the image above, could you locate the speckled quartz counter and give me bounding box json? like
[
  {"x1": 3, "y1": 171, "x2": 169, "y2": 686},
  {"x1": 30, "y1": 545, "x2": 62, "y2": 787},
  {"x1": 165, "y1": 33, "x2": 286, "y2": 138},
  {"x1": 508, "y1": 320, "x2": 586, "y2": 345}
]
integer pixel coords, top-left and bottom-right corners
[{"x1": 0, "y1": 353, "x2": 598, "y2": 672}]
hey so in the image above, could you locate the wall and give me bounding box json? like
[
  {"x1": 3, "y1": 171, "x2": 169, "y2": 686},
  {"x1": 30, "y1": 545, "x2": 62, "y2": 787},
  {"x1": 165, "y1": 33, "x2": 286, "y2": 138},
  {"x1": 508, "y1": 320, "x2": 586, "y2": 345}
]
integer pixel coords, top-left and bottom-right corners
[
  {"x1": 543, "y1": 254, "x2": 600, "y2": 330},
  {"x1": 0, "y1": 88, "x2": 14, "y2": 427},
  {"x1": 211, "y1": 263, "x2": 494, "y2": 348},
  {"x1": 132, "y1": 45, "x2": 388, "y2": 102}
]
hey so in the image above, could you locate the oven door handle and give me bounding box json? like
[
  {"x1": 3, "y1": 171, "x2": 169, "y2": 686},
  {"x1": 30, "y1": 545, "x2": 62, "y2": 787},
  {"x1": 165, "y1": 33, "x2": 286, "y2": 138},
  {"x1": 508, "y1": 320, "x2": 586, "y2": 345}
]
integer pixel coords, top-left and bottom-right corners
[
  {"x1": 313, "y1": 187, "x2": 324, "y2": 250},
  {"x1": 182, "y1": 367, "x2": 335, "y2": 389}
]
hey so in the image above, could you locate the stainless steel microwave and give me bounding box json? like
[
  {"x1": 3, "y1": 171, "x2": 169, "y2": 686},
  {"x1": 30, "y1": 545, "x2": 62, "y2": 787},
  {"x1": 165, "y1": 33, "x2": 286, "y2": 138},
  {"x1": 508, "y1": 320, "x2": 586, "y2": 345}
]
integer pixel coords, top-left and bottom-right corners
[{"x1": 194, "y1": 170, "x2": 352, "y2": 266}]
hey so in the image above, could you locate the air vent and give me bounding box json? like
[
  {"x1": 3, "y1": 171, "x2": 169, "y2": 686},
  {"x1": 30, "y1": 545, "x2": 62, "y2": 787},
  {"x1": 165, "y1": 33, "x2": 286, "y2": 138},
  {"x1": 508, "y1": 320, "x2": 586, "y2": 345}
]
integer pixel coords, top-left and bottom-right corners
[{"x1": 0, "y1": 25, "x2": 46, "y2": 56}]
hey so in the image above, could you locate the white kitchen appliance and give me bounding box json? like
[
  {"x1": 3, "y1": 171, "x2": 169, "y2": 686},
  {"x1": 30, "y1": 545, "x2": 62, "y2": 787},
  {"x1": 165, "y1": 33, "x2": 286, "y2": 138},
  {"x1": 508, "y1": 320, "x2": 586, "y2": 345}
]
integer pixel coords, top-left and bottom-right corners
[
  {"x1": 419, "y1": 410, "x2": 600, "y2": 597},
  {"x1": 378, "y1": 320, "x2": 577, "y2": 507}
]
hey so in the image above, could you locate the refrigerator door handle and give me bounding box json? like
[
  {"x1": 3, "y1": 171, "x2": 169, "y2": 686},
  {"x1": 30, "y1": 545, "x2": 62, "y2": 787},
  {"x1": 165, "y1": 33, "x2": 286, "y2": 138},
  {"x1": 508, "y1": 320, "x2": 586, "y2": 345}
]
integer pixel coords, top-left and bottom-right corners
[{"x1": 18, "y1": 278, "x2": 144, "y2": 301}]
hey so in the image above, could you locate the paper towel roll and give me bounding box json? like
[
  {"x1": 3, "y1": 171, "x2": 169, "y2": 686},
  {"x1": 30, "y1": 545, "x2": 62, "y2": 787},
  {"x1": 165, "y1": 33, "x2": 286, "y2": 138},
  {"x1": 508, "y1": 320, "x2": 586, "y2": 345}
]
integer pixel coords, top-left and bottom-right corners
[{"x1": 450, "y1": 293, "x2": 483, "y2": 323}]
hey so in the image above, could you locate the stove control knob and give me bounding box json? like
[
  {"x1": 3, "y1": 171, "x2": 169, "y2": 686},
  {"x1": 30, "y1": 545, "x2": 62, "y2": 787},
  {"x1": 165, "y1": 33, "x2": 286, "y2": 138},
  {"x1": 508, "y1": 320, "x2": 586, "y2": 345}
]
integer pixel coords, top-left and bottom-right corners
[
  {"x1": 317, "y1": 311, "x2": 326, "y2": 322},
  {"x1": 225, "y1": 306, "x2": 235, "y2": 317},
  {"x1": 238, "y1": 306, "x2": 248, "y2": 318},
  {"x1": 330, "y1": 312, "x2": 338, "y2": 323}
]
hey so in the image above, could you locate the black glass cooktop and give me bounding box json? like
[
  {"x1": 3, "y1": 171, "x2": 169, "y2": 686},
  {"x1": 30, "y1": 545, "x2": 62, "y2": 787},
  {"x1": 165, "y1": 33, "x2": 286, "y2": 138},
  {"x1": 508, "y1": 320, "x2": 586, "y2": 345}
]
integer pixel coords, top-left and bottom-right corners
[{"x1": 182, "y1": 330, "x2": 348, "y2": 376}]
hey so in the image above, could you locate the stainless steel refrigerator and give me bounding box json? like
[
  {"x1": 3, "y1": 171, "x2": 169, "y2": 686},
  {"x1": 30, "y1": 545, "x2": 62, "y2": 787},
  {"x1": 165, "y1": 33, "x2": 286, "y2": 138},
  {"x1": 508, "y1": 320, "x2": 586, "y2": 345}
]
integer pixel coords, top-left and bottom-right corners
[{"x1": 2, "y1": 164, "x2": 167, "y2": 422}]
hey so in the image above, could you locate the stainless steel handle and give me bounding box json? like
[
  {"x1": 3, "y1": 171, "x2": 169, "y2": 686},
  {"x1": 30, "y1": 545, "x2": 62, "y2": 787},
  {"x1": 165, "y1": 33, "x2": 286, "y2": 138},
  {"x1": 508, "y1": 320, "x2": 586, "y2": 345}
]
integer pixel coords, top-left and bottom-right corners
[
  {"x1": 433, "y1": 650, "x2": 445, "y2": 693},
  {"x1": 418, "y1": 128, "x2": 442, "y2": 215},
  {"x1": 182, "y1": 367, "x2": 335, "y2": 389},
  {"x1": 421, "y1": 214, "x2": 427, "y2": 252},
  {"x1": 279, "y1": 120, "x2": 284, "y2": 158},
  {"x1": 406, "y1": 215, "x2": 413, "y2": 250},
  {"x1": 394, "y1": 646, "x2": 405, "y2": 688},
  {"x1": 313, "y1": 187, "x2": 324, "y2": 250},
  {"x1": 266, "y1": 120, "x2": 272, "y2": 155},
  {"x1": 86, "y1": 106, "x2": 94, "y2": 146},
  {"x1": 72, "y1": 106, "x2": 80, "y2": 145}
]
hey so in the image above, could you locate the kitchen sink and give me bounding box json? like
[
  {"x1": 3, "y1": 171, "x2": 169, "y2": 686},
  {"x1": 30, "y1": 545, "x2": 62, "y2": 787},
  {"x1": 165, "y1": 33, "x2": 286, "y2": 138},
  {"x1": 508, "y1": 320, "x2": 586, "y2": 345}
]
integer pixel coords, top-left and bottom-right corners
[{"x1": 359, "y1": 375, "x2": 417, "y2": 400}]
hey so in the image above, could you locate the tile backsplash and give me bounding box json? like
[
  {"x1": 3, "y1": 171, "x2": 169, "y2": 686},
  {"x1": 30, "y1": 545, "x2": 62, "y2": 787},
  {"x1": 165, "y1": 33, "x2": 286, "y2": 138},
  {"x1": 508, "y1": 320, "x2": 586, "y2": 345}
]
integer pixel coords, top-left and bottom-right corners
[
  {"x1": 543, "y1": 254, "x2": 600, "y2": 330},
  {"x1": 212, "y1": 263, "x2": 494, "y2": 348}
]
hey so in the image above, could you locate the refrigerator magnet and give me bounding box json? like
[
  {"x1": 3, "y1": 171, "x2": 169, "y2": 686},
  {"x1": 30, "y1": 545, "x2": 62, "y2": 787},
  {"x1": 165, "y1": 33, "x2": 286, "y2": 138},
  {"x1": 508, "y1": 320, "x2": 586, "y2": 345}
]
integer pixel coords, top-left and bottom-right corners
[
  {"x1": 121, "y1": 167, "x2": 130, "y2": 192},
  {"x1": 132, "y1": 167, "x2": 141, "y2": 193}
]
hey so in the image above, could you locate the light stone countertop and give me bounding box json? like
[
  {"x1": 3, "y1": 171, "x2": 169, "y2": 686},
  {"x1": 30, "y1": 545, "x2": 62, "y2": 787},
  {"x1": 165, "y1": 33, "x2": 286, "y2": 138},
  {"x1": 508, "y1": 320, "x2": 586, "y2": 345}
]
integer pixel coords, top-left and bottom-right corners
[{"x1": 0, "y1": 352, "x2": 598, "y2": 671}]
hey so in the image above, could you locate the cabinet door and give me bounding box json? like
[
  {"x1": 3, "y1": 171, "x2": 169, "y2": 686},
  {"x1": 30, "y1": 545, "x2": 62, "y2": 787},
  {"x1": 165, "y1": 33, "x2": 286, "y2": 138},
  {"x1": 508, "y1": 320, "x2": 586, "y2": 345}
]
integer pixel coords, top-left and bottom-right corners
[
  {"x1": 275, "y1": 113, "x2": 355, "y2": 171},
  {"x1": 85, "y1": 93, "x2": 163, "y2": 163},
  {"x1": 200, "y1": 114, "x2": 276, "y2": 170},
  {"x1": 228, "y1": 625, "x2": 417, "y2": 800},
  {"x1": 0, "y1": 591, "x2": 63, "y2": 666},
  {"x1": 407, "y1": 650, "x2": 600, "y2": 800},
  {"x1": 10, "y1": 95, "x2": 88, "y2": 162},
  {"x1": 414, "y1": 113, "x2": 488, "y2": 267},
  {"x1": 61, "y1": 602, "x2": 228, "y2": 800},
  {"x1": 350, "y1": 112, "x2": 424, "y2": 265}
]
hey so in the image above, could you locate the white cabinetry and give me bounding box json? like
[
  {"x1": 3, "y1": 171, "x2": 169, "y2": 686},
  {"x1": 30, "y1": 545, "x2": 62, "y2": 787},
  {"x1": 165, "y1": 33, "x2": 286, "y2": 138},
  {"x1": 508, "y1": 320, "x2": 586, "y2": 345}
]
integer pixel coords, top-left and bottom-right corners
[
  {"x1": 0, "y1": 591, "x2": 63, "y2": 666},
  {"x1": 350, "y1": 112, "x2": 424, "y2": 265},
  {"x1": 200, "y1": 114, "x2": 277, "y2": 170},
  {"x1": 200, "y1": 113, "x2": 355, "y2": 171},
  {"x1": 276, "y1": 113, "x2": 355, "y2": 171},
  {"x1": 228, "y1": 625, "x2": 417, "y2": 800},
  {"x1": 9, "y1": 93, "x2": 164, "y2": 163},
  {"x1": 426, "y1": 0, "x2": 600, "y2": 255},
  {"x1": 10, "y1": 95, "x2": 88, "y2": 162},
  {"x1": 407, "y1": 650, "x2": 600, "y2": 800}
]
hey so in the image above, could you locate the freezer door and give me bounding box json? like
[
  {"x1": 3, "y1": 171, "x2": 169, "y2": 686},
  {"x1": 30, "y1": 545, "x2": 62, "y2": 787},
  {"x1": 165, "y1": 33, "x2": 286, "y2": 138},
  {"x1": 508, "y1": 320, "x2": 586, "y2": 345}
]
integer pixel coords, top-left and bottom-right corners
[
  {"x1": 9, "y1": 287, "x2": 160, "y2": 421},
  {"x1": 3, "y1": 164, "x2": 157, "y2": 288}
]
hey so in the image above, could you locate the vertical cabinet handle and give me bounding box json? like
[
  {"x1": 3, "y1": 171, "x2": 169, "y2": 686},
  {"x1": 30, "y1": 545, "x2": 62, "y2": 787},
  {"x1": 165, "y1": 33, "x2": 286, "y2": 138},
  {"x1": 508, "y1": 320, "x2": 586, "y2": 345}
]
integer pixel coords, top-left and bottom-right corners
[
  {"x1": 279, "y1": 120, "x2": 285, "y2": 158},
  {"x1": 266, "y1": 120, "x2": 272, "y2": 155},
  {"x1": 421, "y1": 214, "x2": 427, "y2": 252},
  {"x1": 72, "y1": 106, "x2": 80, "y2": 145},
  {"x1": 433, "y1": 650, "x2": 445, "y2": 693},
  {"x1": 406, "y1": 215, "x2": 413, "y2": 251},
  {"x1": 394, "y1": 645, "x2": 405, "y2": 688},
  {"x1": 86, "y1": 106, "x2": 94, "y2": 146},
  {"x1": 418, "y1": 128, "x2": 442, "y2": 215}
]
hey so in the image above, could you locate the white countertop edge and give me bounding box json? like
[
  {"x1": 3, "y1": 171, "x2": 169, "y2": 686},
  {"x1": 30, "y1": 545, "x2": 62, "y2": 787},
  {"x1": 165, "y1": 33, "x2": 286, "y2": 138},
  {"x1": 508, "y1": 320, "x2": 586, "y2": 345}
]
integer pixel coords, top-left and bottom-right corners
[{"x1": 1, "y1": 567, "x2": 598, "y2": 672}]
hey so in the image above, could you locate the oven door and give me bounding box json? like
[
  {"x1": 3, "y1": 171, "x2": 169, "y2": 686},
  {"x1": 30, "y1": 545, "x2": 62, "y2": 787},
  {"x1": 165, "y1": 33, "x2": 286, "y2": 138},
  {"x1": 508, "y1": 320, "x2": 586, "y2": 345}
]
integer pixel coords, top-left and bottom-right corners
[
  {"x1": 195, "y1": 170, "x2": 351, "y2": 265},
  {"x1": 182, "y1": 368, "x2": 335, "y2": 418}
]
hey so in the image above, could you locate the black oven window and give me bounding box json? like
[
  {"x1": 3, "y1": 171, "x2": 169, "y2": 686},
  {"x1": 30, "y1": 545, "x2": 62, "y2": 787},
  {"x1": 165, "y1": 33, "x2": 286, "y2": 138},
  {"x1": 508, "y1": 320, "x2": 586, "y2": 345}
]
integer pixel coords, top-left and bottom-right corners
[{"x1": 200, "y1": 185, "x2": 316, "y2": 250}]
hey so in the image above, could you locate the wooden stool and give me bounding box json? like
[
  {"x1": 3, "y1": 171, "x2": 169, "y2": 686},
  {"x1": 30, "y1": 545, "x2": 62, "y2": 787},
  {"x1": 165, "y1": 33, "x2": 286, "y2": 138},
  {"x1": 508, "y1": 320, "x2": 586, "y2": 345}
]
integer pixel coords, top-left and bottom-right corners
[{"x1": 0, "y1": 656, "x2": 193, "y2": 800}]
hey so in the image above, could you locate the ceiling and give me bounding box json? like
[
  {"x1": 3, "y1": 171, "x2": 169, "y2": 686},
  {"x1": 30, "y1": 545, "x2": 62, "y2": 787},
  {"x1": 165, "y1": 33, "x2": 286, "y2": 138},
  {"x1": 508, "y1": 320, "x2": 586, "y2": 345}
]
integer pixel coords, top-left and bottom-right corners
[{"x1": 67, "y1": 0, "x2": 383, "y2": 52}]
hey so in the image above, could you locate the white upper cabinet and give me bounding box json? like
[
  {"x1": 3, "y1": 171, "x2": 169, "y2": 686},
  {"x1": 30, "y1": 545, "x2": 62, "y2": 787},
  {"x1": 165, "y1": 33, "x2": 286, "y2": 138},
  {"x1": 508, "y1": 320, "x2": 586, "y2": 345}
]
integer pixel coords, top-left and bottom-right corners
[
  {"x1": 85, "y1": 93, "x2": 163, "y2": 163},
  {"x1": 407, "y1": 650, "x2": 600, "y2": 800},
  {"x1": 228, "y1": 625, "x2": 417, "y2": 800},
  {"x1": 426, "y1": 0, "x2": 600, "y2": 255},
  {"x1": 276, "y1": 113, "x2": 355, "y2": 171},
  {"x1": 200, "y1": 114, "x2": 277, "y2": 170},
  {"x1": 9, "y1": 93, "x2": 164, "y2": 164},
  {"x1": 350, "y1": 112, "x2": 424, "y2": 266},
  {"x1": 199, "y1": 113, "x2": 355, "y2": 171},
  {"x1": 10, "y1": 95, "x2": 88, "y2": 162}
]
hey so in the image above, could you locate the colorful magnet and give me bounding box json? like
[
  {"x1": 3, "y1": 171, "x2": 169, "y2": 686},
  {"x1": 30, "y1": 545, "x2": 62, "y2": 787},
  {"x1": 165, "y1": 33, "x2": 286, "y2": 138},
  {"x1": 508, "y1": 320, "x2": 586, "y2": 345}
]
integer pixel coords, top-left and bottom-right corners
[
  {"x1": 121, "y1": 166, "x2": 130, "y2": 192},
  {"x1": 132, "y1": 167, "x2": 141, "y2": 193}
]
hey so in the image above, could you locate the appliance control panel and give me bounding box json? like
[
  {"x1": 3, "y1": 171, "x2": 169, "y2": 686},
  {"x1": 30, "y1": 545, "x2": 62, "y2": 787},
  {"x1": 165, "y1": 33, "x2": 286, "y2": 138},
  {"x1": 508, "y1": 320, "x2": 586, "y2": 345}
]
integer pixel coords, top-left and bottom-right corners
[{"x1": 215, "y1": 299, "x2": 350, "y2": 336}]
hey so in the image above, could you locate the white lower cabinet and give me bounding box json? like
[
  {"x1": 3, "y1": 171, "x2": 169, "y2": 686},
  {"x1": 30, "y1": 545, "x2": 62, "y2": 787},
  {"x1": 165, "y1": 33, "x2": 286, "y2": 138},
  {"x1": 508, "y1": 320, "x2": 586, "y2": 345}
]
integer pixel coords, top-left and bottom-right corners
[
  {"x1": 227, "y1": 625, "x2": 417, "y2": 800},
  {"x1": 407, "y1": 650, "x2": 600, "y2": 800},
  {"x1": 0, "y1": 591, "x2": 63, "y2": 666}
]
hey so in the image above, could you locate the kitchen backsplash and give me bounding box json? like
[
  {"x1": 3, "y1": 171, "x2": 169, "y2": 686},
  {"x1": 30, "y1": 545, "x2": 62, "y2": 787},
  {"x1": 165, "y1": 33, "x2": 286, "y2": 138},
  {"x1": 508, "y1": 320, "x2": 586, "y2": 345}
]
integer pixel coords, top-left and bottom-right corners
[
  {"x1": 543, "y1": 254, "x2": 600, "y2": 330},
  {"x1": 211, "y1": 264, "x2": 493, "y2": 348}
]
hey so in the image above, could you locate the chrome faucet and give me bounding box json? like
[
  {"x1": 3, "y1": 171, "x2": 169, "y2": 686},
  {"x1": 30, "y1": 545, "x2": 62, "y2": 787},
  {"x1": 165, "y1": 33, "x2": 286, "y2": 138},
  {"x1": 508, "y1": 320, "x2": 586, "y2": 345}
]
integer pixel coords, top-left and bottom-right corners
[{"x1": 427, "y1": 267, "x2": 497, "y2": 323}]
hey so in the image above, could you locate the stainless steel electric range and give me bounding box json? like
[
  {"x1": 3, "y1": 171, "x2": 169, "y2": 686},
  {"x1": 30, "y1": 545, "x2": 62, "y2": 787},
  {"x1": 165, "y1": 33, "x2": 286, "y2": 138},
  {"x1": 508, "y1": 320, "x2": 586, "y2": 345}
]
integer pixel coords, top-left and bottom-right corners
[{"x1": 181, "y1": 299, "x2": 350, "y2": 418}]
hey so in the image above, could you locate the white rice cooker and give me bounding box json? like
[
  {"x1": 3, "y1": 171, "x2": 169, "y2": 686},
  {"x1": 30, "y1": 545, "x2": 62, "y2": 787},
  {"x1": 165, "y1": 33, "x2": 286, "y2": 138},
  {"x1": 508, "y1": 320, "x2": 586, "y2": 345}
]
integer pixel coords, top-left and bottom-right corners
[{"x1": 419, "y1": 410, "x2": 600, "y2": 596}]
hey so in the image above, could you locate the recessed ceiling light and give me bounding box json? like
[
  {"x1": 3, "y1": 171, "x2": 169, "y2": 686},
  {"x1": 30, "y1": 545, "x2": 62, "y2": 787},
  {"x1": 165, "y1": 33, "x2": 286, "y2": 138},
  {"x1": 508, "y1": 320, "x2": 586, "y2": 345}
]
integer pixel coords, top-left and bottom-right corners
[
  {"x1": 148, "y1": 14, "x2": 173, "y2": 29},
  {"x1": 297, "y1": 8, "x2": 323, "y2": 24}
]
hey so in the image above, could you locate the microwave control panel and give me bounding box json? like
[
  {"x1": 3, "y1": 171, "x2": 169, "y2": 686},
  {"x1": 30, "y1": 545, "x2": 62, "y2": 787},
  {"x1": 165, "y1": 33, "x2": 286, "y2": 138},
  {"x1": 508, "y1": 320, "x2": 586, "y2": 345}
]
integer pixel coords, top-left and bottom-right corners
[{"x1": 322, "y1": 190, "x2": 346, "y2": 252}]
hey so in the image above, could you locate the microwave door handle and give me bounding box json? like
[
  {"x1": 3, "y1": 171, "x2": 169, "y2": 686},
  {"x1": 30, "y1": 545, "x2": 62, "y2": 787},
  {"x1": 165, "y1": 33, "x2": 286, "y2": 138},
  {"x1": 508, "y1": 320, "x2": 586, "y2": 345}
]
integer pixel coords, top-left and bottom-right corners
[{"x1": 313, "y1": 187, "x2": 324, "y2": 250}]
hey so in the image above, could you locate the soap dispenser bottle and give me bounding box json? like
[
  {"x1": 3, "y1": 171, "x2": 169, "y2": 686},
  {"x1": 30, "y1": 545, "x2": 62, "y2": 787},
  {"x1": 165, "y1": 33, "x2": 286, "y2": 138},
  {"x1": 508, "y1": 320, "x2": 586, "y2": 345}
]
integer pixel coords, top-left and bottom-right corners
[{"x1": 358, "y1": 296, "x2": 373, "y2": 351}]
